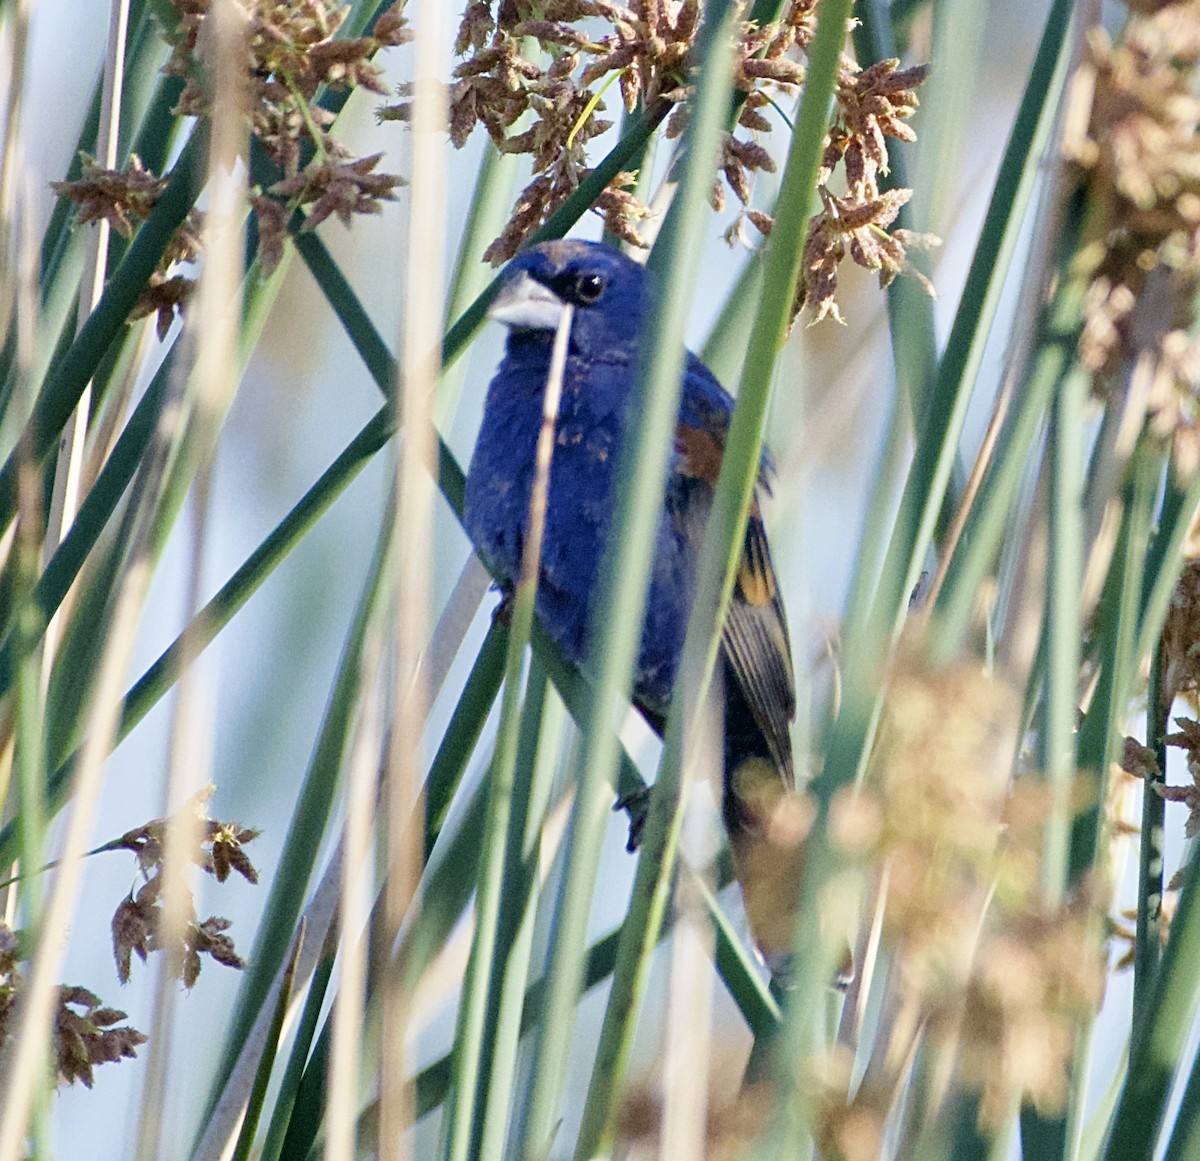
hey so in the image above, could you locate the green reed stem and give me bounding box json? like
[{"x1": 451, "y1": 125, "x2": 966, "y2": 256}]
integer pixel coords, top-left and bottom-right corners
[
  {"x1": 1041, "y1": 362, "x2": 1085, "y2": 905},
  {"x1": 574, "y1": 0, "x2": 849, "y2": 1148},
  {"x1": 512, "y1": 4, "x2": 742, "y2": 1150},
  {"x1": 1104, "y1": 844, "x2": 1200, "y2": 1158},
  {"x1": 1135, "y1": 519, "x2": 1169, "y2": 1021}
]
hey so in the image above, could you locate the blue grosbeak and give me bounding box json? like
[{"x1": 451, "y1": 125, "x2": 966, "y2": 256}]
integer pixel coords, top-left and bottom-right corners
[{"x1": 465, "y1": 239, "x2": 799, "y2": 971}]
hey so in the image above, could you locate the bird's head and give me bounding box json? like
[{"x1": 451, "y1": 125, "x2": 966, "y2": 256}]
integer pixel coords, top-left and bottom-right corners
[{"x1": 487, "y1": 240, "x2": 649, "y2": 358}]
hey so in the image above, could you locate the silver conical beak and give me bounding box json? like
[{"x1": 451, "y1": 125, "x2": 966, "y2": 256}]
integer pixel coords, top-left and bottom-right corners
[{"x1": 487, "y1": 271, "x2": 567, "y2": 331}]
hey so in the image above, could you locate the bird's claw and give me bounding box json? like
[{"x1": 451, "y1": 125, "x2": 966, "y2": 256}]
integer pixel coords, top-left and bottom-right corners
[
  {"x1": 613, "y1": 788, "x2": 651, "y2": 853},
  {"x1": 491, "y1": 588, "x2": 515, "y2": 627}
]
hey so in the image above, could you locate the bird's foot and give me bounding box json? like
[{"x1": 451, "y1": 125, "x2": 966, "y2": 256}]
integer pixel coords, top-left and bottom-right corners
[
  {"x1": 491, "y1": 588, "x2": 514, "y2": 627},
  {"x1": 613, "y1": 788, "x2": 651, "y2": 853}
]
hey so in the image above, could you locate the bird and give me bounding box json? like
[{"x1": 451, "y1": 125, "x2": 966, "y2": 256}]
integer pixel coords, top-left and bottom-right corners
[{"x1": 463, "y1": 238, "x2": 800, "y2": 974}]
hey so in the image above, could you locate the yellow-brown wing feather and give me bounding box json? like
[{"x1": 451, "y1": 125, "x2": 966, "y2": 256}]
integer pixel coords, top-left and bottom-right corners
[{"x1": 676, "y1": 424, "x2": 795, "y2": 788}]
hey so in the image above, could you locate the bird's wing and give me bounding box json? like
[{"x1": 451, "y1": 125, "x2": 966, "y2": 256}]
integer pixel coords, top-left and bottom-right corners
[
  {"x1": 674, "y1": 364, "x2": 796, "y2": 789},
  {"x1": 722, "y1": 506, "x2": 796, "y2": 786}
]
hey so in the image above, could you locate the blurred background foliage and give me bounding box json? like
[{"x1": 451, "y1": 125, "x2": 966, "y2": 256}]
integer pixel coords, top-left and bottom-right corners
[{"x1": 1, "y1": 0, "x2": 1199, "y2": 1158}]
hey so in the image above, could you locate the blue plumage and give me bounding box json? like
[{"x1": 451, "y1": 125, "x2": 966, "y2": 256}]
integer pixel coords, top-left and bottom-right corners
[{"x1": 465, "y1": 239, "x2": 800, "y2": 967}]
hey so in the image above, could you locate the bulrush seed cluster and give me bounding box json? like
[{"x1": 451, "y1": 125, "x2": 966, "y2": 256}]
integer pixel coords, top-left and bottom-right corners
[
  {"x1": 0, "y1": 925, "x2": 147, "y2": 1090},
  {"x1": 1115, "y1": 563, "x2": 1200, "y2": 898},
  {"x1": 56, "y1": 0, "x2": 932, "y2": 328},
  {"x1": 955, "y1": 900, "x2": 1105, "y2": 1127},
  {"x1": 51, "y1": 157, "x2": 205, "y2": 339},
  {"x1": 106, "y1": 786, "x2": 260, "y2": 989},
  {"x1": 808, "y1": 651, "x2": 1105, "y2": 1146},
  {"x1": 1065, "y1": 0, "x2": 1200, "y2": 474},
  {"x1": 799, "y1": 55, "x2": 934, "y2": 324},
  {"x1": 0, "y1": 787, "x2": 257, "y2": 1090},
  {"x1": 436, "y1": 0, "x2": 931, "y2": 309},
  {"x1": 54, "y1": 0, "x2": 411, "y2": 327},
  {"x1": 172, "y1": 0, "x2": 410, "y2": 272},
  {"x1": 1131, "y1": 561, "x2": 1200, "y2": 887},
  {"x1": 436, "y1": 0, "x2": 709, "y2": 261}
]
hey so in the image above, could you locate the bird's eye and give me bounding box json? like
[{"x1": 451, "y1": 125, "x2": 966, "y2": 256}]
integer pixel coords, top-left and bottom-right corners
[{"x1": 573, "y1": 272, "x2": 605, "y2": 304}]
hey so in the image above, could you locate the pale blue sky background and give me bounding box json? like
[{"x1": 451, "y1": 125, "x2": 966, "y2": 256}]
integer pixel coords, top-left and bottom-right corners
[{"x1": 10, "y1": 0, "x2": 1182, "y2": 1156}]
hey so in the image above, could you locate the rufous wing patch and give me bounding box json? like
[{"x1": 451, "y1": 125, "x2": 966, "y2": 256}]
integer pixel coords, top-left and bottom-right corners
[{"x1": 675, "y1": 423, "x2": 724, "y2": 483}]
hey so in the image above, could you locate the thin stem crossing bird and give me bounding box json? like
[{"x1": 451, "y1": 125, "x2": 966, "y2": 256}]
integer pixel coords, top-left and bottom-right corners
[{"x1": 464, "y1": 239, "x2": 800, "y2": 972}]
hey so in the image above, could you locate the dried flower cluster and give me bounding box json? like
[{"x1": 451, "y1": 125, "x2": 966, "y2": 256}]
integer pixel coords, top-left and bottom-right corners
[
  {"x1": 956, "y1": 901, "x2": 1105, "y2": 1126},
  {"x1": 52, "y1": 153, "x2": 167, "y2": 235},
  {"x1": 1145, "y1": 559, "x2": 1200, "y2": 879},
  {"x1": 0, "y1": 792, "x2": 257, "y2": 1098},
  {"x1": 1161, "y1": 558, "x2": 1200, "y2": 709},
  {"x1": 55, "y1": 0, "x2": 409, "y2": 318},
  {"x1": 798, "y1": 56, "x2": 934, "y2": 324},
  {"x1": 435, "y1": 0, "x2": 707, "y2": 261},
  {"x1": 0, "y1": 924, "x2": 147, "y2": 1089},
  {"x1": 1159, "y1": 717, "x2": 1200, "y2": 842},
  {"x1": 617, "y1": 1070, "x2": 775, "y2": 1159},
  {"x1": 435, "y1": 0, "x2": 928, "y2": 279},
  {"x1": 56, "y1": 985, "x2": 149, "y2": 1088},
  {"x1": 867, "y1": 655, "x2": 1020, "y2": 956},
  {"x1": 52, "y1": 155, "x2": 204, "y2": 339},
  {"x1": 804, "y1": 1045, "x2": 887, "y2": 1161},
  {"x1": 1109, "y1": 556, "x2": 1200, "y2": 939},
  {"x1": 176, "y1": 0, "x2": 409, "y2": 273},
  {"x1": 112, "y1": 878, "x2": 246, "y2": 988},
  {"x1": 106, "y1": 787, "x2": 260, "y2": 988},
  {"x1": 693, "y1": 5, "x2": 814, "y2": 241},
  {"x1": 1065, "y1": 0, "x2": 1200, "y2": 473},
  {"x1": 1122, "y1": 711, "x2": 1200, "y2": 895},
  {"x1": 812, "y1": 652, "x2": 1105, "y2": 1142}
]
